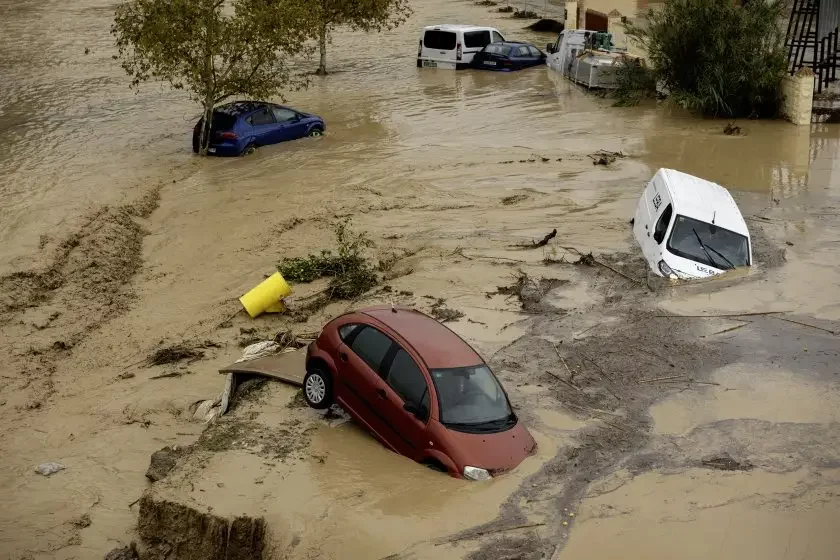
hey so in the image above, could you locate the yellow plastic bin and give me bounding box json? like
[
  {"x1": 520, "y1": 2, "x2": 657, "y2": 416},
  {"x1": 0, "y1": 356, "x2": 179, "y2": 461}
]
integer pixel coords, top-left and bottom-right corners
[{"x1": 240, "y1": 272, "x2": 292, "y2": 318}]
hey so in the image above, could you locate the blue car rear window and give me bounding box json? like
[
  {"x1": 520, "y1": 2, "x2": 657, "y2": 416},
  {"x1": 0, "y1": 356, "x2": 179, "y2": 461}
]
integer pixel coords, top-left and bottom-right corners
[
  {"x1": 485, "y1": 44, "x2": 512, "y2": 55},
  {"x1": 211, "y1": 113, "x2": 236, "y2": 131}
]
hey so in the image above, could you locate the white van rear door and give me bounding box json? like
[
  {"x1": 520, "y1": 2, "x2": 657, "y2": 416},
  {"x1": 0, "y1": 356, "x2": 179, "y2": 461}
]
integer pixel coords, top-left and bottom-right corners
[{"x1": 422, "y1": 29, "x2": 458, "y2": 64}]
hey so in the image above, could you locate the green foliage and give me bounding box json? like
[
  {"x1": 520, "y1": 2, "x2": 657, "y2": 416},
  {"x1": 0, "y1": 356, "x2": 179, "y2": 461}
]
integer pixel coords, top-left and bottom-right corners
[
  {"x1": 111, "y1": 0, "x2": 316, "y2": 154},
  {"x1": 611, "y1": 57, "x2": 657, "y2": 107},
  {"x1": 626, "y1": 0, "x2": 787, "y2": 117},
  {"x1": 279, "y1": 221, "x2": 378, "y2": 300},
  {"x1": 292, "y1": 0, "x2": 413, "y2": 74}
]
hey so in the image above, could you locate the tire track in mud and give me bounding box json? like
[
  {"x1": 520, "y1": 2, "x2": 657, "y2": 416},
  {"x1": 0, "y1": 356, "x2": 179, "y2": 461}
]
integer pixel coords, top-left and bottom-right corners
[{"x1": 0, "y1": 185, "x2": 162, "y2": 410}]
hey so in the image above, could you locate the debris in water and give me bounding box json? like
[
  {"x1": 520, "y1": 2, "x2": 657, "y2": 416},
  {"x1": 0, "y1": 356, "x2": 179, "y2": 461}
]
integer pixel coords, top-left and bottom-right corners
[
  {"x1": 35, "y1": 462, "x2": 65, "y2": 476},
  {"x1": 146, "y1": 342, "x2": 205, "y2": 366},
  {"x1": 498, "y1": 5, "x2": 514, "y2": 13},
  {"x1": 429, "y1": 298, "x2": 465, "y2": 323},
  {"x1": 701, "y1": 452, "x2": 753, "y2": 471},
  {"x1": 71, "y1": 513, "x2": 92, "y2": 528},
  {"x1": 723, "y1": 122, "x2": 742, "y2": 135},
  {"x1": 501, "y1": 194, "x2": 529, "y2": 205},
  {"x1": 150, "y1": 371, "x2": 186, "y2": 380},
  {"x1": 588, "y1": 150, "x2": 625, "y2": 166},
  {"x1": 475, "y1": 0, "x2": 497, "y2": 5},
  {"x1": 527, "y1": 19, "x2": 564, "y2": 33},
  {"x1": 512, "y1": 8, "x2": 539, "y2": 18},
  {"x1": 492, "y1": 271, "x2": 568, "y2": 312},
  {"x1": 530, "y1": 228, "x2": 557, "y2": 248},
  {"x1": 575, "y1": 252, "x2": 596, "y2": 266}
]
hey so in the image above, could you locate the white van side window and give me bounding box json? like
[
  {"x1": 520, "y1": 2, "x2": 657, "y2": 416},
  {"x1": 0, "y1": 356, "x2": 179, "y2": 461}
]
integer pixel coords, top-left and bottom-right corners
[
  {"x1": 492, "y1": 31, "x2": 505, "y2": 43},
  {"x1": 425, "y1": 30, "x2": 456, "y2": 50},
  {"x1": 653, "y1": 204, "x2": 673, "y2": 244},
  {"x1": 464, "y1": 30, "x2": 492, "y2": 48}
]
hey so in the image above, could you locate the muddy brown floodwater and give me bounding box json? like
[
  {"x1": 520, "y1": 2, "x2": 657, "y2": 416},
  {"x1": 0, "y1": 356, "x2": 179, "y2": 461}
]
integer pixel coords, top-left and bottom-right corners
[{"x1": 2, "y1": 0, "x2": 840, "y2": 558}]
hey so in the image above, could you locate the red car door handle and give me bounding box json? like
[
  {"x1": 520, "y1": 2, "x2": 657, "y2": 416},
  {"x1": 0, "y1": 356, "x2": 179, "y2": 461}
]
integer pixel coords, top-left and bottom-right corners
[
  {"x1": 376, "y1": 388, "x2": 387, "y2": 399},
  {"x1": 339, "y1": 352, "x2": 348, "y2": 362}
]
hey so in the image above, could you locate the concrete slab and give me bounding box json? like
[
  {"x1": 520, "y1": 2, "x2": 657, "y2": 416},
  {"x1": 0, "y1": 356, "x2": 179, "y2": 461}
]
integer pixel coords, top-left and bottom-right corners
[{"x1": 218, "y1": 348, "x2": 306, "y2": 387}]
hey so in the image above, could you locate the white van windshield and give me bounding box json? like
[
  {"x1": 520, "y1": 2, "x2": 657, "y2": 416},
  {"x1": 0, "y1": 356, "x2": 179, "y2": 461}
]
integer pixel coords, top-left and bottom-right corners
[
  {"x1": 667, "y1": 215, "x2": 750, "y2": 269},
  {"x1": 424, "y1": 30, "x2": 456, "y2": 50}
]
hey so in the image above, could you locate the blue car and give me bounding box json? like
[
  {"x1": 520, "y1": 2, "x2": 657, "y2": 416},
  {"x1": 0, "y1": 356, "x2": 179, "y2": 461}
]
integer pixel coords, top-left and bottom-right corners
[
  {"x1": 192, "y1": 101, "x2": 325, "y2": 156},
  {"x1": 470, "y1": 41, "x2": 546, "y2": 71}
]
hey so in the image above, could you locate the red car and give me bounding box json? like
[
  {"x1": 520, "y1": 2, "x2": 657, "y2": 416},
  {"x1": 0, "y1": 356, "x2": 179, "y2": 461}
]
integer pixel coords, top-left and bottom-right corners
[{"x1": 303, "y1": 306, "x2": 536, "y2": 480}]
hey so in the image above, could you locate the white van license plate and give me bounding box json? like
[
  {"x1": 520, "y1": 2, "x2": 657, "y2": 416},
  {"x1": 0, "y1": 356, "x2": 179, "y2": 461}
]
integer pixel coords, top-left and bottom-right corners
[
  {"x1": 422, "y1": 60, "x2": 437, "y2": 68},
  {"x1": 483, "y1": 61, "x2": 497, "y2": 66}
]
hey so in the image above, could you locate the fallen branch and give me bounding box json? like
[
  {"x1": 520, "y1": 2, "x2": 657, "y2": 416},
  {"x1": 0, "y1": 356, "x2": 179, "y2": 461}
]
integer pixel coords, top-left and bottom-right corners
[
  {"x1": 577, "y1": 350, "x2": 616, "y2": 383},
  {"x1": 552, "y1": 344, "x2": 574, "y2": 376},
  {"x1": 705, "y1": 321, "x2": 750, "y2": 336},
  {"x1": 654, "y1": 311, "x2": 789, "y2": 318},
  {"x1": 531, "y1": 229, "x2": 557, "y2": 248},
  {"x1": 639, "y1": 375, "x2": 685, "y2": 384},
  {"x1": 769, "y1": 315, "x2": 838, "y2": 335},
  {"x1": 545, "y1": 369, "x2": 581, "y2": 392},
  {"x1": 128, "y1": 497, "x2": 140, "y2": 509},
  {"x1": 150, "y1": 372, "x2": 182, "y2": 380},
  {"x1": 564, "y1": 402, "x2": 623, "y2": 417},
  {"x1": 658, "y1": 379, "x2": 720, "y2": 386},
  {"x1": 558, "y1": 245, "x2": 643, "y2": 285},
  {"x1": 437, "y1": 522, "x2": 547, "y2": 545},
  {"x1": 462, "y1": 253, "x2": 528, "y2": 264}
]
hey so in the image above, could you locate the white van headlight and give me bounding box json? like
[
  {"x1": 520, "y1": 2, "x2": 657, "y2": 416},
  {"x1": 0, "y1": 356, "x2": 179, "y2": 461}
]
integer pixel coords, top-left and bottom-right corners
[
  {"x1": 658, "y1": 260, "x2": 676, "y2": 278},
  {"x1": 463, "y1": 466, "x2": 491, "y2": 481}
]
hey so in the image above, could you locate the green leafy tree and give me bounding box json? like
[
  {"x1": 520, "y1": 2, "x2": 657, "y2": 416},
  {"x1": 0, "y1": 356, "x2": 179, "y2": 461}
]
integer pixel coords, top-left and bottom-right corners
[
  {"x1": 112, "y1": 0, "x2": 316, "y2": 155},
  {"x1": 303, "y1": 0, "x2": 412, "y2": 75},
  {"x1": 626, "y1": 0, "x2": 787, "y2": 117}
]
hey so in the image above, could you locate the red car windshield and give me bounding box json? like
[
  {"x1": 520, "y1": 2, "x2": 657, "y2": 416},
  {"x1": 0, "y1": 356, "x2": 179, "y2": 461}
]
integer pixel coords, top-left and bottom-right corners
[{"x1": 430, "y1": 365, "x2": 513, "y2": 429}]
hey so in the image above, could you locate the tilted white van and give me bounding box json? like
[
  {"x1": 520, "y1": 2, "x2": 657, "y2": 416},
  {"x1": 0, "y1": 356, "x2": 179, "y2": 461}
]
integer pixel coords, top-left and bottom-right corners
[{"x1": 633, "y1": 169, "x2": 752, "y2": 279}]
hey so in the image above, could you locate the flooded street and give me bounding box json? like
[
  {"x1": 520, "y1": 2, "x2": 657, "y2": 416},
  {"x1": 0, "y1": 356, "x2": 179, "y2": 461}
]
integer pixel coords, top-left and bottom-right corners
[{"x1": 1, "y1": 0, "x2": 839, "y2": 558}]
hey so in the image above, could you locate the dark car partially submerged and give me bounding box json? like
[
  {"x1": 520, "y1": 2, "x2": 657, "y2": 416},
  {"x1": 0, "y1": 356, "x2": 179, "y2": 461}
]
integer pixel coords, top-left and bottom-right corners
[
  {"x1": 192, "y1": 101, "x2": 325, "y2": 156},
  {"x1": 470, "y1": 41, "x2": 546, "y2": 71}
]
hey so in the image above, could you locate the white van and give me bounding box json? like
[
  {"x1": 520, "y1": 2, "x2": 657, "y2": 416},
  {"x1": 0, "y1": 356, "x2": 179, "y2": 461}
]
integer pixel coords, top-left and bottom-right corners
[
  {"x1": 417, "y1": 25, "x2": 506, "y2": 69},
  {"x1": 633, "y1": 169, "x2": 752, "y2": 279}
]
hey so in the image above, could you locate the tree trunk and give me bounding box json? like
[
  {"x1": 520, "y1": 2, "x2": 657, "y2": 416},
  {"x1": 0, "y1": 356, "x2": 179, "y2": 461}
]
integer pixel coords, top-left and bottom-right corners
[
  {"x1": 199, "y1": 0, "x2": 215, "y2": 156},
  {"x1": 317, "y1": 23, "x2": 328, "y2": 75},
  {"x1": 199, "y1": 98, "x2": 213, "y2": 156}
]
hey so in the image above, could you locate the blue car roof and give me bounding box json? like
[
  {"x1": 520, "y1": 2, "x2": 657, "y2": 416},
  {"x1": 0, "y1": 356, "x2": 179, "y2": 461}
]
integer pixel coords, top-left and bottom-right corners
[{"x1": 216, "y1": 101, "x2": 275, "y2": 116}]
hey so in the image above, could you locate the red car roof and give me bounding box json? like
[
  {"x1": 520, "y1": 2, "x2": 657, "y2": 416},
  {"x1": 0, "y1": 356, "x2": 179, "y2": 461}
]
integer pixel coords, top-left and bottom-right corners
[{"x1": 359, "y1": 306, "x2": 483, "y2": 369}]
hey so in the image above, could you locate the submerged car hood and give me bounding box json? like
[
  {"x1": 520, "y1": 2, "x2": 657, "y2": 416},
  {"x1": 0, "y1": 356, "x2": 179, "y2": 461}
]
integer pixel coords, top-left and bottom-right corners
[{"x1": 441, "y1": 420, "x2": 536, "y2": 474}]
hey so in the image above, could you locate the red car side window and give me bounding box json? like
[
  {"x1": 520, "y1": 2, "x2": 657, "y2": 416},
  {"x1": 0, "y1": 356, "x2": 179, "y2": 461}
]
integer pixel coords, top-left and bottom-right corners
[
  {"x1": 385, "y1": 349, "x2": 428, "y2": 405},
  {"x1": 349, "y1": 326, "x2": 393, "y2": 372},
  {"x1": 339, "y1": 323, "x2": 361, "y2": 342}
]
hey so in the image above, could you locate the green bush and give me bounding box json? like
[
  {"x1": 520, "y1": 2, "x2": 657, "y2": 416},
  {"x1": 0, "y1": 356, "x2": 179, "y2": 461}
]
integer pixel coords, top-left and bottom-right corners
[
  {"x1": 279, "y1": 220, "x2": 378, "y2": 300},
  {"x1": 612, "y1": 57, "x2": 657, "y2": 106},
  {"x1": 627, "y1": 0, "x2": 788, "y2": 117}
]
